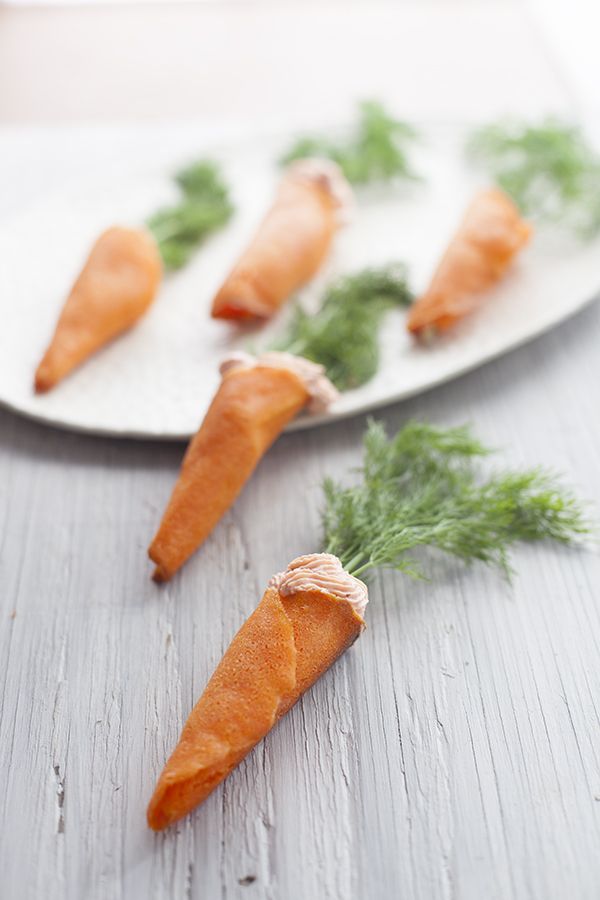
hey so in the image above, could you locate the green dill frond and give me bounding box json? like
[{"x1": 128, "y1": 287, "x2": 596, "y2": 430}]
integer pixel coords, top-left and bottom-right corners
[
  {"x1": 322, "y1": 420, "x2": 591, "y2": 579},
  {"x1": 272, "y1": 264, "x2": 412, "y2": 391},
  {"x1": 280, "y1": 101, "x2": 420, "y2": 186},
  {"x1": 466, "y1": 119, "x2": 600, "y2": 237},
  {"x1": 173, "y1": 160, "x2": 228, "y2": 198},
  {"x1": 147, "y1": 160, "x2": 233, "y2": 270}
]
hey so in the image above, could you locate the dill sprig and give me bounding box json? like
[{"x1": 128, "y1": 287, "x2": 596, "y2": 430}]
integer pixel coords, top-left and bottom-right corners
[
  {"x1": 147, "y1": 160, "x2": 233, "y2": 270},
  {"x1": 466, "y1": 119, "x2": 600, "y2": 237},
  {"x1": 280, "y1": 101, "x2": 419, "y2": 186},
  {"x1": 273, "y1": 264, "x2": 413, "y2": 391},
  {"x1": 322, "y1": 420, "x2": 590, "y2": 579}
]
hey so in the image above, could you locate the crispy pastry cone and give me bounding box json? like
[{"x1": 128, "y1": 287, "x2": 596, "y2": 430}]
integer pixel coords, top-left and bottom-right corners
[
  {"x1": 407, "y1": 188, "x2": 532, "y2": 339},
  {"x1": 211, "y1": 160, "x2": 350, "y2": 320},
  {"x1": 148, "y1": 354, "x2": 337, "y2": 582},
  {"x1": 147, "y1": 555, "x2": 366, "y2": 830},
  {"x1": 34, "y1": 226, "x2": 162, "y2": 392}
]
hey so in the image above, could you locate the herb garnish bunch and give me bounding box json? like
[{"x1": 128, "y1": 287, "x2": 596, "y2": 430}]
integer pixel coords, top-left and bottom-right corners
[
  {"x1": 281, "y1": 101, "x2": 419, "y2": 186},
  {"x1": 147, "y1": 161, "x2": 233, "y2": 270},
  {"x1": 274, "y1": 265, "x2": 413, "y2": 391},
  {"x1": 467, "y1": 119, "x2": 600, "y2": 237},
  {"x1": 323, "y1": 420, "x2": 590, "y2": 580}
]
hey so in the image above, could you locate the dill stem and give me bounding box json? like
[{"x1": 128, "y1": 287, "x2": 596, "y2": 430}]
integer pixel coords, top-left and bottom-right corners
[
  {"x1": 340, "y1": 551, "x2": 370, "y2": 578},
  {"x1": 149, "y1": 221, "x2": 180, "y2": 244},
  {"x1": 346, "y1": 560, "x2": 374, "y2": 579}
]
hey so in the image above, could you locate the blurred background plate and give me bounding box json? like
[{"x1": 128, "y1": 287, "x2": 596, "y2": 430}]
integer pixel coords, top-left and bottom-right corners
[{"x1": 1, "y1": 121, "x2": 599, "y2": 439}]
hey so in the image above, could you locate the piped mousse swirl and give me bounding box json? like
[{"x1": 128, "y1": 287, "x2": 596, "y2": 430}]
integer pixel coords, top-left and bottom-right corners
[
  {"x1": 269, "y1": 552, "x2": 368, "y2": 619},
  {"x1": 286, "y1": 157, "x2": 355, "y2": 223},
  {"x1": 219, "y1": 351, "x2": 339, "y2": 414}
]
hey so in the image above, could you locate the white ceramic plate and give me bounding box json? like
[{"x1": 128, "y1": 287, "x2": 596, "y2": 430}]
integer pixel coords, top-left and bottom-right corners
[{"x1": 1, "y1": 125, "x2": 599, "y2": 439}]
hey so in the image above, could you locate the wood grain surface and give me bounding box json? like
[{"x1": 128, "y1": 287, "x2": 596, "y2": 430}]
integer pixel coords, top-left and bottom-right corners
[
  {"x1": 2, "y1": 2, "x2": 600, "y2": 898},
  {"x1": 1, "y1": 299, "x2": 600, "y2": 899}
]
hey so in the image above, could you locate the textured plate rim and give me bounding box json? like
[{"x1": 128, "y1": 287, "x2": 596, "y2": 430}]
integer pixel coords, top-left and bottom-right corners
[{"x1": 1, "y1": 285, "x2": 597, "y2": 441}]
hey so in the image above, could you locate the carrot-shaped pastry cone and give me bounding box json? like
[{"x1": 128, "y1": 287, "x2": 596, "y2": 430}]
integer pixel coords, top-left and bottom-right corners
[
  {"x1": 147, "y1": 553, "x2": 367, "y2": 830},
  {"x1": 148, "y1": 352, "x2": 338, "y2": 582},
  {"x1": 34, "y1": 227, "x2": 162, "y2": 392},
  {"x1": 211, "y1": 159, "x2": 352, "y2": 320},
  {"x1": 406, "y1": 188, "x2": 532, "y2": 339},
  {"x1": 147, "y1": 421, "x2": 589, "y2": 830},
  {"x1": 35, "y1": 159, "x2": 233, "y2": 392}
]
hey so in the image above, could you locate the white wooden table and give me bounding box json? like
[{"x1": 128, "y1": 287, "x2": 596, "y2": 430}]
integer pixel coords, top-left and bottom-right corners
[{"x1": 1, "y1": 3, "x2": 600, "y2": 898}]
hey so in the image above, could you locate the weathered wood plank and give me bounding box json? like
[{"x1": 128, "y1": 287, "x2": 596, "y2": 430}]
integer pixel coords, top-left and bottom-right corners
[{"x1": 1, "y1": 300, "x2": 600, "y2": 900}]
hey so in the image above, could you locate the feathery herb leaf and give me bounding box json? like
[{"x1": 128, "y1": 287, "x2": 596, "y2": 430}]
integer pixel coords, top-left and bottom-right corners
[
  {"x1": 322, "y1": 420, "x2": 590, "y2": 579},
  {"x1": 467, "y1": 119, "x2": 600, "y2": 237},
  {"x1": 280, "y1": 101, "x2": 419, "y2": 185},
  {"x1": 147, "y1": 160, "x2": 233, "y2": 270},
  {"x1": 273, "y1": 265, "x2": 413, "y2": 391}
]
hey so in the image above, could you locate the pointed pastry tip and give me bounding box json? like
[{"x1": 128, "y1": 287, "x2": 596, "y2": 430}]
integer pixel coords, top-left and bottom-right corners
[
  {"x1": 149, "y1": 543, "x2": 171, "y2": 583},
  {"x1": 152, "y1": 565, "x2": 169, "y2": 584},
  {"x1": 147, "y1": 804, "x2": 169, "y2": 832},
  {"x1": 147, "y1": 781, "x2": 191, "y2": 831},
  {"x1": 33, "y1": 366, "x2": 54, "y2": 394},
  {"x1": 147, "y1": 803, "x2": 167, "y2": 832}
]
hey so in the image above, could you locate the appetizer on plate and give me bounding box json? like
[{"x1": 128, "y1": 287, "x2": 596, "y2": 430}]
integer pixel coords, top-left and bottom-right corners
[
  {"x1": 407, "y1": 188, "x2": 531, "y2": 340},
  {"x1": 211, "y1": 159, "x2": 352, "y2": 320},
  {"x1": 34, "y1": 227, "x2": 162, "y2": 393},
  {"x1": 148, "y1": 352, "x2": 338, "y2": 582},
  {"x1": 34, "y1": 160, "x2": 232, "y2": 393},
  {"x1": 147, "y1": 420, "x2": 588, "y2": 830}
]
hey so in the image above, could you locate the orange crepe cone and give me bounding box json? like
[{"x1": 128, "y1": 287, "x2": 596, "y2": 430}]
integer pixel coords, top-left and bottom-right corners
[
  {"x1": 34, "y1": 226, "x2": 162, "y2": 392},
  {"x1": 148, "y1": 363, "x2": 311, "y2": 582},
  {"x1": 407, "y1": 188, "x2": 532, "y2": 338},
  {"x1": 147, "y1": 574, "x2": 364, "y2": 830},
  {"x1": 211, "y1": 162, "x2": 345, "y2": 320}
]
